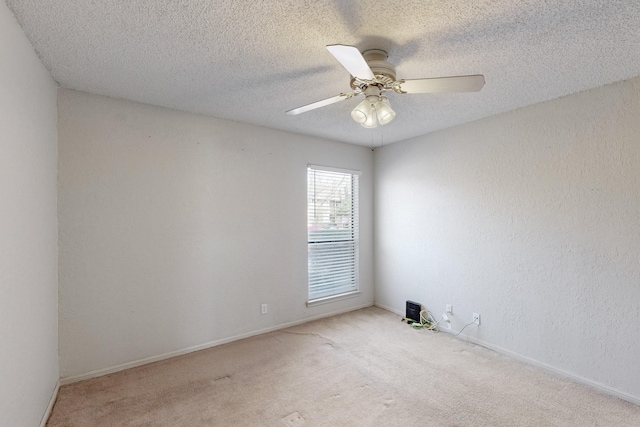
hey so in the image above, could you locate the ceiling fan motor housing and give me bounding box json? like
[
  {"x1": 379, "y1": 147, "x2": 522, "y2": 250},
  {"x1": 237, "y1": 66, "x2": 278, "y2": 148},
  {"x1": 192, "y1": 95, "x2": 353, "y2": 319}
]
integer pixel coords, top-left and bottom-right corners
[{"x1": 350, "y1": 49, "x2": 396, "y2": 89}]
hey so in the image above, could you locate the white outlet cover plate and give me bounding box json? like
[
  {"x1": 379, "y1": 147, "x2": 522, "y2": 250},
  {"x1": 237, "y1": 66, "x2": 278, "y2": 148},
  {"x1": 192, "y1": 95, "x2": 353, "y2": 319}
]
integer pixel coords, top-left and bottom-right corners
[{"x1": 473, "y1": 313, "x2": 481, "y2": 325}]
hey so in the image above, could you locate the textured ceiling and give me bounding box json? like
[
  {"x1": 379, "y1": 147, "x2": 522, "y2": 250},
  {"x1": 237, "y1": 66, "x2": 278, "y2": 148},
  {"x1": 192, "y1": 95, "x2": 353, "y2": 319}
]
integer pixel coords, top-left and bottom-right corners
[{"x1": 7, "y1": 0, "x2": 640, "y2": 146}]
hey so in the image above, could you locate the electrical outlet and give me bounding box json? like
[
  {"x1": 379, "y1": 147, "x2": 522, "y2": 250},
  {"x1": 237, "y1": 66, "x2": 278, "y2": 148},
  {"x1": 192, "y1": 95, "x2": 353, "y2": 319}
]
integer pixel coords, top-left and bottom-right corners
[
  {"x1": 473, "y1": 312, "x2": 481, "y2": 325},
  {"x1": 261, "y1": 304, "x2": 268, "y2": 315},
  {"x1": 442, "y1": 313, "x2": 451, "y2": 329},
  {"x1": 446, "y1": 304, "x2": 453, "y2": 314}
]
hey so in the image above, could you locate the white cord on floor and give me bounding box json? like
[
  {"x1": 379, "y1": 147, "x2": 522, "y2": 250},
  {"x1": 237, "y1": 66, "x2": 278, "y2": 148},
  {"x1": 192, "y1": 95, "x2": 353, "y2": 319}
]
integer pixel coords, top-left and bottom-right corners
[
  {"x1": 410, "y1": 310, "x2": 445, "y2": 332},
  {"x1": 407, "y1": 309, "x2": 479, "y2": 338},
  {"x1": 452, "y1": 321, "x2": 477, "y2": 337}
]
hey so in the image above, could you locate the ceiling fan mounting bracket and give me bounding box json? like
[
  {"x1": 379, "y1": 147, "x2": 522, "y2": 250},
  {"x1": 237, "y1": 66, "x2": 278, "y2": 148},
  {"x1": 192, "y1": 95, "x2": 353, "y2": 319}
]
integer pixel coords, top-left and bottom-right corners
[{"x1": 391, "y1": 80, "x2": 407, "y2": 94}]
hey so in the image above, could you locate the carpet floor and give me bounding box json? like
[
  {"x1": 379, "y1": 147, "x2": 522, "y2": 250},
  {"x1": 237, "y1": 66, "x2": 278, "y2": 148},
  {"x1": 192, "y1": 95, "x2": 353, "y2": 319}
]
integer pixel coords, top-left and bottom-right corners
[{"x1": 47, "y1": 306, "x2": 640, "y2": 426}]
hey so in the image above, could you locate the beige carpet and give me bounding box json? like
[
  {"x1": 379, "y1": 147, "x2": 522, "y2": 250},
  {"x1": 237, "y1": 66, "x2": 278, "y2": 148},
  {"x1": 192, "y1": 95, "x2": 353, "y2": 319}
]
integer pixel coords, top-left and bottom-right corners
[{"x1": 48, "y1": 307, "x2": 640, "y2": 426}]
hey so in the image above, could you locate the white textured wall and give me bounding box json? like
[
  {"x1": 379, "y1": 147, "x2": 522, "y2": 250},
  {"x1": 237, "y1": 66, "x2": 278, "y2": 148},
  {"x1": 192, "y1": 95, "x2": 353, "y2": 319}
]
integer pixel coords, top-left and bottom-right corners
[
  {"x1": 58, "y1": 89, "x2": 374, "y2": 378},
  {"x1": 375, "y1": 76, "x2": 640, "y2": 400},
  {"x1": 0, "y1": 2, "x2": 59, "y2": 425}
]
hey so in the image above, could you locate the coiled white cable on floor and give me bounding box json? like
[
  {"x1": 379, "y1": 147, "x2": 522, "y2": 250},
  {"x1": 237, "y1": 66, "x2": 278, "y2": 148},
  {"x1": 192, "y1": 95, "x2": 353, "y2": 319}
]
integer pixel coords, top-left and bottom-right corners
[{"x1": 410, "y1": 310, "x2": 444, "y2": 332}]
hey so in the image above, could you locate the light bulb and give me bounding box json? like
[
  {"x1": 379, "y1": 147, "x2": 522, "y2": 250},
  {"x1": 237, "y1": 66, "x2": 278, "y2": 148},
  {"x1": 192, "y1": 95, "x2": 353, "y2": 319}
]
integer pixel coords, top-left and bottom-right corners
[
  {"x1": 351, "y1": 99, "x2": 372, "y2": 124},
  {"x1": 375, "y1": 96, "x2": 396, "y2": 125}
]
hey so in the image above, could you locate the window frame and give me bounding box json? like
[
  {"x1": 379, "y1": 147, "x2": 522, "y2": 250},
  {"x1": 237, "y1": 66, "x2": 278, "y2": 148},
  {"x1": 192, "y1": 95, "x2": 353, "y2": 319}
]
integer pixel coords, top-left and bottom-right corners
[{"x1": 306, "y1": 164, "x2": 361, "y2": 306}]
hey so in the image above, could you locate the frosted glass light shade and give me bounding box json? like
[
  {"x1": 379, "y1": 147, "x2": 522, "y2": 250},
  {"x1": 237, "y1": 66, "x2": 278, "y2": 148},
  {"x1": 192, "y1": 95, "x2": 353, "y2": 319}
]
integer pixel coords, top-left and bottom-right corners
[
  {"x1": 351, "y1": 99, "x2": 372, "y2": 124},
  {"x1": 375, "y1": 96, "x2": 396, "y2": 125},
  {"x1": 360, "y1": 110, "x2": 377, "y2": 128}
]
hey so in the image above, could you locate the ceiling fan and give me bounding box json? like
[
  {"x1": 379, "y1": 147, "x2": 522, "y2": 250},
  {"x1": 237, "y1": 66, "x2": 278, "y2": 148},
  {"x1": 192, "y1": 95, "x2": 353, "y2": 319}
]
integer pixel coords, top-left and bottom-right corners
[{"x1": 286, "y1": 45, "x2": 485, "y2": 128}]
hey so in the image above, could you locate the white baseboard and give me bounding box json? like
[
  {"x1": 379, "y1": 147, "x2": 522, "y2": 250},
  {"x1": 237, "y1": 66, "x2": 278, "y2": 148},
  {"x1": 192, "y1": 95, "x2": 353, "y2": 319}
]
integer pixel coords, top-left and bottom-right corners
[
  {"x1": 374, "y1": 303, "x2": 640, "y2": 406},
  {"x1": 60, "y1": 302, "x2": 373, "y2": 386},
  {"x1": 374, "y1": 302, "x2": 403, "y2": 316},
  {"x1": 442, "y1": 328, "x2": 640, "y2": 406},
  {"x1": 40, "y1": 380, "x2": 59, "y2": 427},
  {"x1": 59, "y1": 302, "x2": 640, "y2": 406}
]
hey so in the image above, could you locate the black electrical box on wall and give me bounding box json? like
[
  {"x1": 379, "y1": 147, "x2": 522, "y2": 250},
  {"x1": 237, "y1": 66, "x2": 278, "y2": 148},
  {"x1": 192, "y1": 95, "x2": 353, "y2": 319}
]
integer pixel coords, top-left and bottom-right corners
[{"x1": 406, "y1": 300, "x2": 421, "y2": 322}]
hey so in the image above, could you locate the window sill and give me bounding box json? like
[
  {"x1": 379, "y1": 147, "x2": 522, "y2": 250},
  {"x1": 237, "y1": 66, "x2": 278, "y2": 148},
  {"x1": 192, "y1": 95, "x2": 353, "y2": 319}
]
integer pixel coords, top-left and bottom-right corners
[{"x1": 306, "y1": 291, "x2": 361, "y2": 307}]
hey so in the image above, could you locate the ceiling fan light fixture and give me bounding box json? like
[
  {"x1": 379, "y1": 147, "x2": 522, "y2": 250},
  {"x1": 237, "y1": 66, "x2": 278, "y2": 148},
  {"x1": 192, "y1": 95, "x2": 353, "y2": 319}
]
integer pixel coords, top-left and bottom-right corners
[
  {"x1": 375, "y1": 96, "x2": 396, "y2": 125},
  {"x1": 350, "y1": 98, "x2": 371, "y2": 124},
  {"x1": 351, "y1": 96, "x2": 380, "y2": 129},
  {"x1": 360, "y1": 110, "x2": 378, "y2": 128}
]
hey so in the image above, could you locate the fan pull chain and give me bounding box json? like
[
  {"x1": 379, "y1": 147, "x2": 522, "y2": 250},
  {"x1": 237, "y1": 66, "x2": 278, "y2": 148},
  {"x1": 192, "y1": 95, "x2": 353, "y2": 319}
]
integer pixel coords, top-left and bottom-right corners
[{"x1": 370, "y1": 126, "x2": 374, "y2": 151}]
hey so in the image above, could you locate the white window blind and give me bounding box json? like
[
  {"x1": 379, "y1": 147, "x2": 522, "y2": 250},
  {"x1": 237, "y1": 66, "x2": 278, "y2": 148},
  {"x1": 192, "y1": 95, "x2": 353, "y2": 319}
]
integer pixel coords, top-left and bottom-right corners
[{"x1": 307, "y1": 166, "x2": 359, "y2": 301}]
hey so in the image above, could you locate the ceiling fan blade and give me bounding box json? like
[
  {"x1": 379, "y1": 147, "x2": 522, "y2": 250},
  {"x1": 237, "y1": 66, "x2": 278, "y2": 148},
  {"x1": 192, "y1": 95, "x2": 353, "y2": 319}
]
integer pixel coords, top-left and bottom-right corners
[
  {"x1": 398, "y1": 75, "x2": 485, "y2": 94},
  {"x1": 286, "y1": 93, "x2": 354, "y2": 115},
  {"x1": 326, "y1": 45, "x2": 375, "y2": 80}
]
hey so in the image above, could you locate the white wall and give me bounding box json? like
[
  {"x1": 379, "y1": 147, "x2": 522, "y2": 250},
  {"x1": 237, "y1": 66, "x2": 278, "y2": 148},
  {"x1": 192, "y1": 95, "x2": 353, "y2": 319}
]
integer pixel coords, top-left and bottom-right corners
[
  {"x1": 0, "y1": 2, "x2": 59, "y2": 425},
  {"x1": 57, "y1": 89, "x2": 374, "y2": 378},
  {"x1": 375, "y1": 76, "x2": 640, "y2": 401}
]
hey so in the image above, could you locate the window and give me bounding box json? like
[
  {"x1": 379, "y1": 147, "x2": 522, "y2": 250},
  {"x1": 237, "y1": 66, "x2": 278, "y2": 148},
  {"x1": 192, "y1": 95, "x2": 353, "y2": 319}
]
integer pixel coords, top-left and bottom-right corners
[{"x1": 307, "y1": 165, "x2": 360, "y2": 303}]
